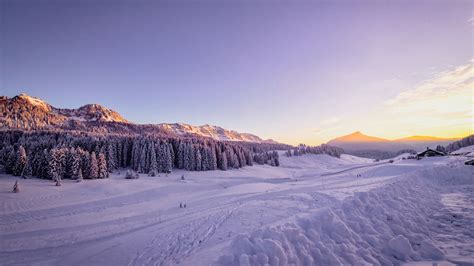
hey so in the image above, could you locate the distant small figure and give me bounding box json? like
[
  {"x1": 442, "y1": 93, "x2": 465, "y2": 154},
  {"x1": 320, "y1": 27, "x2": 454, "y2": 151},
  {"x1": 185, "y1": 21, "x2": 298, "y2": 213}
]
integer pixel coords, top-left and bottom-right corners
[
  {"x1": 180, "y1": 203, "x2": 183, "y2": 208},
  {"x1": 181, "y1": 175, "x2": 185, "y2": 180},
  {"x1": 55, "y1": 178, "x2": 62, "y2": 186},
  {"x1": 13, "y1": 181, "x2": 20, "y2": 193},
  {"x1": 184, "y1": 203, "x2": 187, "y2": 208}
]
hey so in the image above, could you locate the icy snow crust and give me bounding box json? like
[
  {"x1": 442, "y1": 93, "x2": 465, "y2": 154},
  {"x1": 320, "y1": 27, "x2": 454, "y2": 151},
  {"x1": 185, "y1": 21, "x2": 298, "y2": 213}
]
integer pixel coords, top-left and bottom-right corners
[{"x1": 0, "y1": 154, "x2": 472, "y2": 265}]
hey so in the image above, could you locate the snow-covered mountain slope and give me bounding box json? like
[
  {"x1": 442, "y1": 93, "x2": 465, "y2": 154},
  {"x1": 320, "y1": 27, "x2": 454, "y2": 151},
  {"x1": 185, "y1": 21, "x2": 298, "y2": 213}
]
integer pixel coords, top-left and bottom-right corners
[
  {"x1": 0, "y1": 94, "x2": 276, "y2": 144},
  {"x1": 0, "y1": 94, "x2": 128, "y2": 129},
  {"x1": 157, "y1": 123, "x2": 277, "y2": 143},
  {"x1": 1, "y1": 153, "x2": 472, "y2": 265}
]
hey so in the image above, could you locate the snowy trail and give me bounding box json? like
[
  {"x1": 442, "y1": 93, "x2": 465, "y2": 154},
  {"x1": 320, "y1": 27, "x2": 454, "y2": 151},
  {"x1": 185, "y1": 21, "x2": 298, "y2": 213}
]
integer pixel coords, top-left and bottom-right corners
[{"x1": 1, "y1": 154, "x2": 472, "y2": 265}]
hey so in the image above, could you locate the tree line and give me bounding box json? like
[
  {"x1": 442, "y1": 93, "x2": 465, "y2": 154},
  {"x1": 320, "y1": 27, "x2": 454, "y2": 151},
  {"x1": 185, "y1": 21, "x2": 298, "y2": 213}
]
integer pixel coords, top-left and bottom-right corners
[
  {"x1": 285, "y1": 144, "x2": 344, "y2": 158},
  {"x1": 445, "y1": 134, "x2": 474, "y2": 152},
  {"x1": 0, "y1": 130, "x2": 282, "y2": 181}
]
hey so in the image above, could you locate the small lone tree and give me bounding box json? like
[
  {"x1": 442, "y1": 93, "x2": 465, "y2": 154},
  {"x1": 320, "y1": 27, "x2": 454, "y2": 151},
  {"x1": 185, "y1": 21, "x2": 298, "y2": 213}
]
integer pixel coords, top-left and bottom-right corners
[
  {"x1": 55, "y1": 175, "x2": 62, "y2": 186},
  {"x1": 77, "y1": 168, "x2": 83, "y2": 183},
  {"x1": 13, "y1": 181, "x2": 19, "y2": 193}
]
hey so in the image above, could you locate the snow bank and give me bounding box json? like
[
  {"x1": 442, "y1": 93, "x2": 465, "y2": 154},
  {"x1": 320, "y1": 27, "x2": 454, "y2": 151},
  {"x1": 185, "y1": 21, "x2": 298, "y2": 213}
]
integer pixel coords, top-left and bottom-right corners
[
  {"x1": 389, "y1": 152, "x2": 414, "y2": 161},
  {"x1": 339, "y1": 154, "x2": 374, "y2": 164},
  {"x1": 451, "y1": 145, "x2": 474, "y2": 156},
  {"x1": 217, "y1": 165, "x2": 473, "y2": 265}
]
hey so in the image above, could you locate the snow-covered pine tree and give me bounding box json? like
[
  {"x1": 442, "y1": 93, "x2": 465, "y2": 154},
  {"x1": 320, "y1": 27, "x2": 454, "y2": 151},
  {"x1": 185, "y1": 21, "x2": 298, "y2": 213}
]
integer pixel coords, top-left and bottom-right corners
[
  {"x1": 49, "y1": 148, "x2": 65, "y2": 182},
  {"x1": 81, "y1": 149, "x2": 91, "y2": 179},
  {"x1": 39, "y1": 149, "x2": 50, "y2": 178},
  {"x1": 156, "y1": 142, "x2": 165, "y2": 173},
  {"x1": 107, "y1": 143, "x2": 116, "y2": 172},
  {"x1": 195, "y1": 146, "x2": 202, "y2": 171},
  {"x1": 149, "y1": 142, "x2": 158, "y2": 176},
  {"x1": 168, "y1": 143, "x2": 175, "y2": 168},
  {"x1": 219, "y1": 148, "x2": 228, "y2": 170},
  {"x1": 164, "y1": 144, "x2": 173, "y2": 173},
  {"x1": 22, "y1": 156, "x2": 32, "y2": 179},
  {"x1": 184, "y1": 143, "x2": 192, "y2": 171},
  {"x1": 89, "y1": 152, "x2": 99, "y2": 179},
  {"x1": 139, "y1": 146, "x2": 147, "y2": 173},
  {"x1": 77, "y1": 168, "x2": 83, "y2": 182},
  {"x1": 98, "y1": 152, "x2": 108, "y2": 178},
  {"x1": 144, "y1": 141, "x2": 151, "y2": 173},
  {"x1": 72, "y1": 148, "x2": 81, "y2": 179},
  {"x1": 201, "y1": 146, "x2": 209, "y2": 171},
  {"x1": 64, "y1": 147, "x2": 75, "y2": 179},
  {"x1": 209, "y1": 145, "x2": 217, "y2": 170},
  {"x1": 14, "y1": 146, "x2": 27, "y2": 176},
  {"x1": 13, "y1": 180, "x2": 19, "y2": 193},
  {"x1": 5, "y1": 146, "x2": 16, "y2": 175},
  {"x1": 122, "y1": 139, "x2": 129, "y2": 167},
  {"x1": 175, "y1": 141, "x2": 183, "y2": 169}
]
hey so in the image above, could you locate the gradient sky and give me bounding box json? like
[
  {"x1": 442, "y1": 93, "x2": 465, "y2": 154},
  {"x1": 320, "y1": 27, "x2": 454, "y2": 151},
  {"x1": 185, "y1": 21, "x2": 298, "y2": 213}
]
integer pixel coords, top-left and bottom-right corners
[{"x1": 1, "y1": 0, "x2": 473, "y2": 145}]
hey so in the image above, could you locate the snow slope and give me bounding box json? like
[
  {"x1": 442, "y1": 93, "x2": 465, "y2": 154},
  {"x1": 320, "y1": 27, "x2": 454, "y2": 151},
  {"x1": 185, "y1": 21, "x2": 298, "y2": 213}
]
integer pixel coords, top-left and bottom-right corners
[
  {"x1": 451, "y1": 145, "x2": 474, "y2": 156},
  {"x1": 0, "y1": 154, "x2": 472, "y2": 265},
  {"x1": 217, "y1": 164, "x2": 473, "y2": 265},
  {"x1": 157, "y1": 123, "x2": 277, "y2": 143}
]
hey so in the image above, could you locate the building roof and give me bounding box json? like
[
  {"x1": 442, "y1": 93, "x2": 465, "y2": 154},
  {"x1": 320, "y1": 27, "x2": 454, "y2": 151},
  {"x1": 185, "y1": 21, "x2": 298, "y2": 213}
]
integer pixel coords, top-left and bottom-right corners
[{"x1": 417, "y1": 148, "x2": 445, "y2": 157}]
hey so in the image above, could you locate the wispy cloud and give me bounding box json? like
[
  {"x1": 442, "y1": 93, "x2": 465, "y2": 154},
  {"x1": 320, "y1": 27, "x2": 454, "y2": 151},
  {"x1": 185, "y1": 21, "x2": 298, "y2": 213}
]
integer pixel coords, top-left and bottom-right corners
[
  {"x1": 384, "y1": 60, "x2": 473, "y2": 131},
  {"x1": 320, "y1": 116, "x2": 342, "y2": 125}
]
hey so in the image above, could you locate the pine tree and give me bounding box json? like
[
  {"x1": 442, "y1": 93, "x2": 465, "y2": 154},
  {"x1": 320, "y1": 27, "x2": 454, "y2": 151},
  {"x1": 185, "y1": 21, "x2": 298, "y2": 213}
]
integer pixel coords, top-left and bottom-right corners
[
  {"x1": 13, "y1": 180, "x2": 19, "y2": 193},
  {"x1": 64, "y1": 147, "x2": 75, "y2": 178},
  {"x1": 49, "y1": 148, "x2": 66, "y2": 181},
  {"x1": 149, "y1": 142, "x2": 158, "y2": 176},
  {"x1": 14, "y1": 146, "x2": 27, "y2": 176},
  {"x1": 90, "y1": 152, "x2": 99, "y2": 179},
  {"x1": 164, "y1": 144, "x2": 173, "y2": 173},
  {"x1": 219, "y1": 149, "x2": 228, "y2": 170},
  {"x1": 107, "y1": 143, "x2": 116, "y2": 172},
  {"x1": 72, "y1": 148, "x2": 81, "y2": 178},
  {"x1": 82, "y1": 150, "x2": 91, "y2": 179},
  {"x1": 195, "y1": 147, "x2": 202, "y2": 171},
  {"x1": 77, "y1": 168, "x2": 83, "y2": 182},
  {"x1": 4, "y1": 146, "x2": 16, "y2": 175},
  {"x1": 98, "y1": 152, "x2": 108, "y2": 178},
  {"x1": 22, "y1": 156, "x2": 32, "y2": 179},
  {"x1": 177, "y1": 141, "x2": 185, "y2": 169},
  {"x1": 139, "y1": 147, "x2": 147, "y2": 173}
]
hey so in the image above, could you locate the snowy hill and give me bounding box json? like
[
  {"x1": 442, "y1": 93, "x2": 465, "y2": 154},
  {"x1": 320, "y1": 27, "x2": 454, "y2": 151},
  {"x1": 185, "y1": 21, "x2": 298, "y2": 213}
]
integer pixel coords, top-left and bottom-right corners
[
  {"x1": 0, "y1": 94, "x2": 277, "y2": 144},
  {"x1": 1, "y1": 151, "x2": 472, "y2": 265},
  {"x1": 450, "y1": 145, "x2": 474, "y2": 156}
]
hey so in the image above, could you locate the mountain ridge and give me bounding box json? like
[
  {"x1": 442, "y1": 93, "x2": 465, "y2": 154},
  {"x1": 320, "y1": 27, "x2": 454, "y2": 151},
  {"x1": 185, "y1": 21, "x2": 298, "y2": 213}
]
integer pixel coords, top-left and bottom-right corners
[
  {"x1": 0, "y1": 94, "x2": 276, "y2": 144},
  {"x1": 327, "y1": 131, "x2": 459, "y2": 152}
]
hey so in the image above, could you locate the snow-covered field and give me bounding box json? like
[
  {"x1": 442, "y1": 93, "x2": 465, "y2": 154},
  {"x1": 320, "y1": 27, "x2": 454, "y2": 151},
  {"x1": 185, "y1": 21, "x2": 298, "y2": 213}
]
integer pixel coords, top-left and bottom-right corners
[{"x1": 1, "y1": 153, "x2": 473, "y2": 265}]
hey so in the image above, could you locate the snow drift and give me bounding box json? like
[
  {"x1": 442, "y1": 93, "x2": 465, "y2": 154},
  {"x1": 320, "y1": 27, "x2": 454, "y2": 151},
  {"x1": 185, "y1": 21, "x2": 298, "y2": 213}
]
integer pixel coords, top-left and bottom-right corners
[{"x1": 217, "y1": 165, "x2": 474, "y2": 265}]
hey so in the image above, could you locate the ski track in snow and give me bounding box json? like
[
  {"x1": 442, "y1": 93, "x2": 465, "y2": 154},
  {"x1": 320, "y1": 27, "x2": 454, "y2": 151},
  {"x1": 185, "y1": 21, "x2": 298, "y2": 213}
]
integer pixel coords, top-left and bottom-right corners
[{"x1": 0, "y1": 154, "x2": 472, "y2": 265}]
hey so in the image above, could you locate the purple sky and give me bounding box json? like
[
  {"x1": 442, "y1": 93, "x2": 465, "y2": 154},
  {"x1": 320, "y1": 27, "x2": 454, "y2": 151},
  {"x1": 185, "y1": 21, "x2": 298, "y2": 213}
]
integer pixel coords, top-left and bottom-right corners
[{"x1": 1, "y1": 0, "x2": 473, "y2": 144}]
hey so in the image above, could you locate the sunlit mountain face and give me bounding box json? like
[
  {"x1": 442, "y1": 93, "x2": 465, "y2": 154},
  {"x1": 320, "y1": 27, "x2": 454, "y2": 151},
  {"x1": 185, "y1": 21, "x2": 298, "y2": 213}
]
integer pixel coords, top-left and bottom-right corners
[{"x1": 327, "y1": 131, "x2": 460, "y2": 154}]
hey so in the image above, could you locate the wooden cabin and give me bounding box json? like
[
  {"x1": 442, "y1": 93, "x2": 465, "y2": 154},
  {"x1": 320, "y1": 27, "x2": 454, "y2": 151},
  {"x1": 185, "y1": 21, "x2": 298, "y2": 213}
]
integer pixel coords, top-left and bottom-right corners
[{"x1": 417, "y1": 148, "x2": 445, "y2": 159}]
